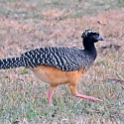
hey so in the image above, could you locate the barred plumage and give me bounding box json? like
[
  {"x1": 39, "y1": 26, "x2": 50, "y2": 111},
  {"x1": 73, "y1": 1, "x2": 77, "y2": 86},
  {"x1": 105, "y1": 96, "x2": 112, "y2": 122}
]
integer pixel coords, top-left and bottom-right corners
[
  {"x1": 21, "y1": 47, "x2": 96, "y2": 71},
  {"x1": 0, "y1": 57, "x2": 23, "y2": 69},
  {"x1": 0, "y1": 47, "x2": 95, "y2": 71}
]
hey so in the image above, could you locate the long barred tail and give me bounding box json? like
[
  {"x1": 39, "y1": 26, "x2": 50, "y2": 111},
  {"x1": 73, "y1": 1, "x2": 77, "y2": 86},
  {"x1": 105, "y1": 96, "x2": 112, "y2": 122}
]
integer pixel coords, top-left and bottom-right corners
[{"x1": 0, "y1": 57, "x2": 23, "y2": 69}]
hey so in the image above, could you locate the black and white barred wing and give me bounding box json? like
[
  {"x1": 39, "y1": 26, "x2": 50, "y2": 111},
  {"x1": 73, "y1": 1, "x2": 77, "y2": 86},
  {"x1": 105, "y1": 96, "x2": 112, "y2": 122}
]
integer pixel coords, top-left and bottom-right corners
[{"x1": 21, "y1": 47, "x2": 85, "y2": 71}]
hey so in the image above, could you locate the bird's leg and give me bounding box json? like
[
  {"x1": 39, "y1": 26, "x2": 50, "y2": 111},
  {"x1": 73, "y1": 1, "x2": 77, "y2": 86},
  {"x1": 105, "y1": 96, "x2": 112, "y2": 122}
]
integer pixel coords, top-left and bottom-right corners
[
  {"x1": 48, "y1": 85, "x2": 56, "y2": 106},
  {"x1": 69, "y1": 84, "x2": 101, "y2": 102}
]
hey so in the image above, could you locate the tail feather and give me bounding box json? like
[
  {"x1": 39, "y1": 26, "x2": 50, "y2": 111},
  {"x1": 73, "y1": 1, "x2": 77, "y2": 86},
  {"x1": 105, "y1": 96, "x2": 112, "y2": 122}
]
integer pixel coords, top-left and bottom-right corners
[{"x1": 0, "y1": 57, "x2": 23, "y2": 69}]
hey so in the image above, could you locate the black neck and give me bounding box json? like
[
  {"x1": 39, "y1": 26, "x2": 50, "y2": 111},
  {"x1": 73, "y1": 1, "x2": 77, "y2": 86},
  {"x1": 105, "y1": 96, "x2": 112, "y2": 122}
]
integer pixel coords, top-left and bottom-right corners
[
  {"x1": 83, "y1": 39, "x2": 97, "y2": 59},
  {"x1": 83, "y1": 39, "x2": 95, "y2": 50}
]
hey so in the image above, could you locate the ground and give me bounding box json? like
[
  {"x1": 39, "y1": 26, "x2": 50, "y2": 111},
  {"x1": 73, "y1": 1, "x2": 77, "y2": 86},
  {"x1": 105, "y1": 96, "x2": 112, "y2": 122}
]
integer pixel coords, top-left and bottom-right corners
[{"x1": 0, "y1": 0, "x2": 124, "y2": 124}]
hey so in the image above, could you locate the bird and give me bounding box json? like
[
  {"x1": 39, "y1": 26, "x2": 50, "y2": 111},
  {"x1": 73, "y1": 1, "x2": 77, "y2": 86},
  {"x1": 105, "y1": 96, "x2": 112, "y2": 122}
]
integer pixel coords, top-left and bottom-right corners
[{"x1": 0, "y1": 29, "x2": 104, "y2": 105}]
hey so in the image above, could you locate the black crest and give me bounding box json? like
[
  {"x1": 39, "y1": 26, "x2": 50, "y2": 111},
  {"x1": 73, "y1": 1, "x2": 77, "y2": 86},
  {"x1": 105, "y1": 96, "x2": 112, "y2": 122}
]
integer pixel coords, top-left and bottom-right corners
[{"x1": 81, "y1": 29, "x2": 99, "y2": 38}]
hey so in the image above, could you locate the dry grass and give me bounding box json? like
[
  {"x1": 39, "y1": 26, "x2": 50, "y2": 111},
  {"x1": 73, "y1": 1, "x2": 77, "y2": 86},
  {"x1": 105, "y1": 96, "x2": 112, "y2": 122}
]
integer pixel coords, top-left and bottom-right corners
[{"x1": 0, "y1": 0, "x2": 124, "y2": 124}]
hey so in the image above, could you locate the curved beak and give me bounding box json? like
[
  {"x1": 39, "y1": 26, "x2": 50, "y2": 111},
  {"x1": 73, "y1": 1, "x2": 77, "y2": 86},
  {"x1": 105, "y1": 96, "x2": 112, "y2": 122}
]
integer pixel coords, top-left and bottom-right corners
[{"x1": 97, "y1": 35, "x2": 104, "y2": 41}]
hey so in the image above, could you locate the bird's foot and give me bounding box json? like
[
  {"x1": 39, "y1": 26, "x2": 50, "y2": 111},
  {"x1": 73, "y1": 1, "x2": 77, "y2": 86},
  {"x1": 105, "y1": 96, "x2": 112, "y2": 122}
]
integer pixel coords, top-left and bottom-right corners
[{"x1": 76, "y1": 93, "x2": 102, "y2": 102}]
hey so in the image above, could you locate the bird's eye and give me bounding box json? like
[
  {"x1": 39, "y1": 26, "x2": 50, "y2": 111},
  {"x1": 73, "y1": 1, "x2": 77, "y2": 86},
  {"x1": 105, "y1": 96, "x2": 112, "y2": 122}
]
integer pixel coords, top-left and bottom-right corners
[{"x1": 92, "y1": 35, "x2": 98, "y2": 39}]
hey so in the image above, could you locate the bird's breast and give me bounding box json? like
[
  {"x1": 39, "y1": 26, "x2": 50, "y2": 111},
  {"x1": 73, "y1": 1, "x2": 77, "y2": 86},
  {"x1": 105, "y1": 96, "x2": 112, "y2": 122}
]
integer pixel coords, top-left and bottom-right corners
[{"x1": 29, "y1": 65, "x2": 85, "y2": 86}]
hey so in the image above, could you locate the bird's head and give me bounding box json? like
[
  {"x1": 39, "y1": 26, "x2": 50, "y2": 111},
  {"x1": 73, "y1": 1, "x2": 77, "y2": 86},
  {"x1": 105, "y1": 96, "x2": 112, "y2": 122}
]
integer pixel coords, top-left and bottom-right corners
[{"x1": 81, "y1": 29, "x2": 104, "y2": 43}]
